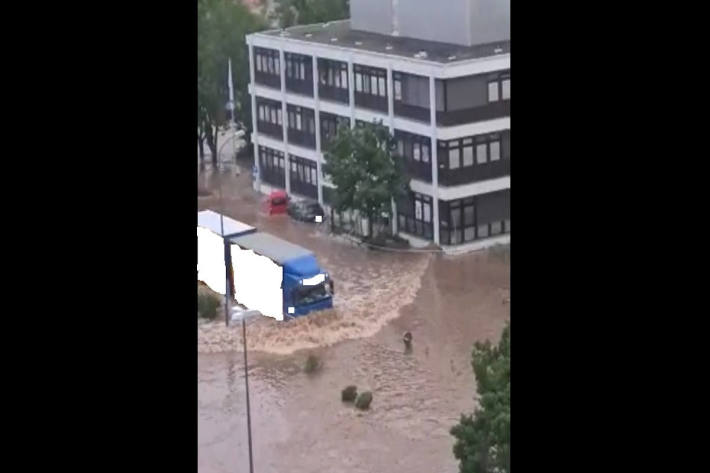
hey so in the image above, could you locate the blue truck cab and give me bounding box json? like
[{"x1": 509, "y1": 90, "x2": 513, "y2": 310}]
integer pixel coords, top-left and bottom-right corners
[{"x1": 228, "y1": 232, "x2": 334, "y2": 319}]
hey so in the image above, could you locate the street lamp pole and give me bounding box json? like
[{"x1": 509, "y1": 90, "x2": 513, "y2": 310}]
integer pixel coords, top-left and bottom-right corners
[
  {"x1": 226, "y1": 58, "x2": 254, "y2": 473},
  {"x1": 230, "y1": 309, "x2": 260, "y2": 473},
  {"x1": 242, "y1": 314, "x2": 254, "y2": 473},
  {"x1": 216, "y1": 171, "x2": 231, "y2": 327}
]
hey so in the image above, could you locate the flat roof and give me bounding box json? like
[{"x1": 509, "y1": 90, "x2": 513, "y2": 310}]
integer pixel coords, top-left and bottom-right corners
[
  {"x1": 197, "y1": 210, "x2": 256, "y2": 238},
  {"x1": 230, "y1": 232, "x2": 313, "y2": 265},
  {"x1": 256, "y1": 20, "x2": 509, "y2": 65}
]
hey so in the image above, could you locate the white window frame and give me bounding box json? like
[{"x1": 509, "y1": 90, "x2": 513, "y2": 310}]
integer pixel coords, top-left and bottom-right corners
[
  {"x1": 501, "y1": 78, "x2": 510, "y2": 100},
  {"x1": 476, "y1": 143, "x2": 488, "y2": 164},
  {"x1": 394, "y1": 79, "x2": 402, "y2": 101},
  {"x1": 488, "y1": 81, "x2": 499, "y2": 102},
  {"x1": 340, "y1": 69, "x2": 348, "y2": 89},
  {"x1": 490, "y1": 141, "x2": 501, "y2": 161}
]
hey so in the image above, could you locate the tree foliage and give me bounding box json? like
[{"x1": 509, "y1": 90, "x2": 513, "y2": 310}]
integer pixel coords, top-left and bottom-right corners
[
  {"x1": 271, "y1": 0, "x2": 349, "y2": 28},
  {"x1": 198, "y1": 0, "x2": 265, "y2": 165},
  {"x1": 322, "y1": 121, "x2": 406, "y2": 230},
  {"x1": 451, "y1": 323, "x2": 510, "y2": 473}
]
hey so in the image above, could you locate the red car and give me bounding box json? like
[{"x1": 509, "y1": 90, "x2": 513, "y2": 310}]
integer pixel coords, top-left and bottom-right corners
[{"x1": 266, "y1": 190, "x2": 289, "y2": 215}]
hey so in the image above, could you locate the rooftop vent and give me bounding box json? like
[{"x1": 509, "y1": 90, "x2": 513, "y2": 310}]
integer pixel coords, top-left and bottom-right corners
[
  {"x1": 414, "y1": 50, "x2": 428, "y2": 59},
  {"x1": 448, "y1": 55, "x2": 457, "y2": 61},
  {"x1": 354, "y1": 41, "x2": 363, "y2": 46},
  {"x1": 330, "y1": 37, "x2": 338, "y2": 42},
  {"x1": 385, "y1": 44, "x2": 394, "y2": 50},
  {"x1": 305, "y1": 33, "x2": 312, "y2": 38},
  {"x1": 494, "y1": 47, "x2": 504, "y2": 54}
]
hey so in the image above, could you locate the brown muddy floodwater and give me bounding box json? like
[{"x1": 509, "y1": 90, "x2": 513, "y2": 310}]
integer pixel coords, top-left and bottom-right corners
[{"x1": 198, "y1": 168, "x2": 510, "y2": 473}]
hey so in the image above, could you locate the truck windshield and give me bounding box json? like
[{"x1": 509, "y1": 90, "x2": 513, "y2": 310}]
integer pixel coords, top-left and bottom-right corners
[{"x1": 293, "y1": 281, "x2": 330, "y2": 306}]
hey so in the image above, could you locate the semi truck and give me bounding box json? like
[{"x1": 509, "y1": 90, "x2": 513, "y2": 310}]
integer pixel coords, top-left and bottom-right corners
[{"x1": 197, "y1": 210, "x2": 334, "y2": 321}]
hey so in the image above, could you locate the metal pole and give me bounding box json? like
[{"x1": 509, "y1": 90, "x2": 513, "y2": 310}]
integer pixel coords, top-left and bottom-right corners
[
  {"x1": 242, "y1": 315, "x2": 254, "y2": 473},
  {"x1": 217, "y1": 173, "x2": 231, "y2": 326}
]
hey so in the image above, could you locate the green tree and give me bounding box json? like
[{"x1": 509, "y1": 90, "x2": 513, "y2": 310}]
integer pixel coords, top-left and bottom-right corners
[
  {"x1": 451, "y1": 323, "x2": 510, "y2": 473},
  {"x1": 271, "y1": 0, "x2": 349, "y2": 28},
  {"x1": 322, "y1": 121, "x2": 406, "y2": 237},
  {"x1": 198, "y1": 0, "x2": 265, "y2": 167}
]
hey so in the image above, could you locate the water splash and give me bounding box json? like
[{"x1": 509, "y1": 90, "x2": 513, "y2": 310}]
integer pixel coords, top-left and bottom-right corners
[{"x1": 198, "y1": 253, "x2": 431, "y2": 355}]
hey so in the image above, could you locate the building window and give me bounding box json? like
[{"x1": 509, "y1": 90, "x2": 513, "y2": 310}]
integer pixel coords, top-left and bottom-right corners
[
  {"x1": 449, "y1": 147, "x2": 460, "y2": 169},
  {"x1": 287, "y1": 106, "x2": 315, "y2": 135},
  {"x1": 464, "y1": 204, "x2": 474, "y2": 227},
  {"x1": 423, "y1": 202, "x2": 431, "y2": 223},
  {"x1": 398, "y1": 192, "x2": 432, "y2": 240},
  {"x1": 394, "y1": 78, "x2": 402, "y2": 100},
  {"x1": 439, "y1": 132, "x2": 505, "y2": 172},
  {"x1": 354, "y1": 65, "x2": 387, "y2": 99},
  {"x1": 255, "y1": 48, "x2": 281, "y2": 77},
  {"x1": 487, "y1": 73, "x2": 510, "y2": 103},
  {"x1": 285, "y1": 53, "x2": 310, "y2": 81},
  {"x1": 491, "y1": 221, "x2": 503, "y2": 235},
  {"x1": 422, "y1": 143, "x2": 430, "y2": 163},
  {"x1": 488, "y1": 81, "x2": 499, "y2": 102},
  {"x1": 476, "y1": 143, "x2": 487, "y2": 164},
  {"x1": 462, "y1": 139, "x2": 474, "y2": 166},
  {"x1": 501, "y1": 78, "x2": 511, "y2": 99},
  {"x1": 257, "y1": 99, "x2": 283, "y2": 128},
  {"x1": 341, "y1": 69, "x2": 348, "y2": 89},
  {"x1": 490, "y1": 141, "x2": 501, "y2": 161},
  {"x1": 395, "y1": 130, "x2": 432, "y2": 176}
]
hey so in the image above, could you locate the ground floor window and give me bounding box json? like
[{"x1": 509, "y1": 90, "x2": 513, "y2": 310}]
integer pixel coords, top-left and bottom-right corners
[
  {"x1": 258, "y1": 146, "x2": 285, "y2": 187},
  {"x1": 289, "y1": 155, "x2": 318, "y2": 199},
  {"x1": 397, "y1": 192, "x2": 433, "y2": 240},
  {"x1": 439, "y1": 189, "x2": 509, "y2": 245}
]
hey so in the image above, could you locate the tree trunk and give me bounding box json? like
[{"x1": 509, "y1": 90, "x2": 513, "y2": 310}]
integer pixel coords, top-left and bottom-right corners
[
  {"x1": 206, "y1": 124, "x2": 218, "y2": 168},
  {"x1": 198, "y1": 135, "x2": 205, "y2": 163}
]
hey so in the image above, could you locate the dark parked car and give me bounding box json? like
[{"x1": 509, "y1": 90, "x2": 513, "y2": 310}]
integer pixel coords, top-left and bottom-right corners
[{"x1": 288, "y1": 199, "x2": 325, "y2": 223}]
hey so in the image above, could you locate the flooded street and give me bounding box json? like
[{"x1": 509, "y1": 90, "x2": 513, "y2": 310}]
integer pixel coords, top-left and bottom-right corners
[{"x1": 198, "y1": 168, "x2": 510, "y2": 473}]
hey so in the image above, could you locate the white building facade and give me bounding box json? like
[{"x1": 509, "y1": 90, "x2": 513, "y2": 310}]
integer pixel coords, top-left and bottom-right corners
[{"x1": 246, "y1": 2, "x2": 509, "y2": 251}]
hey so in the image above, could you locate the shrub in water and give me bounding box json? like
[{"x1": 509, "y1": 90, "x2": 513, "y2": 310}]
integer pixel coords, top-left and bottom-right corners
[
  {"x1": 304, "y1": 354, "x2": 321, "y2": 373},
  {"x1": 341, "y1": 385, "x2": 358, "y2": 402},
  {"x1": 197, "y1": 292, "x2": 220, "y2": 320},
  {"x1": 355, "y1": 391, "x2": 373, "y2": 410}
]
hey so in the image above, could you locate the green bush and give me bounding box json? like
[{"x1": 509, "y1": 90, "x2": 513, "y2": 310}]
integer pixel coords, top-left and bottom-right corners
[
  {"x1": 341, "y1": 385, "x2": 358, "y2": 402},
  {"x1": 304, "y1": 354, "x2": 321, "y2": 374},
  {"x1": 355, "y1": 391, "x2": 373, "y2": 410},
  {"x1": 198, "y1": 292, "x2": 221, "y2": 320}
]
